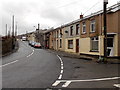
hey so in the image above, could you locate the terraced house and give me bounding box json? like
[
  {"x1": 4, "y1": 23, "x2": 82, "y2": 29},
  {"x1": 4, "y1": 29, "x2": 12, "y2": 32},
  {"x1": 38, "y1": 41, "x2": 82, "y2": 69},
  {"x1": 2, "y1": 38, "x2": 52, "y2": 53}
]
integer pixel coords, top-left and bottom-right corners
[{"x1": 47, "y1": 2, "x2": 120, "y2": 58}]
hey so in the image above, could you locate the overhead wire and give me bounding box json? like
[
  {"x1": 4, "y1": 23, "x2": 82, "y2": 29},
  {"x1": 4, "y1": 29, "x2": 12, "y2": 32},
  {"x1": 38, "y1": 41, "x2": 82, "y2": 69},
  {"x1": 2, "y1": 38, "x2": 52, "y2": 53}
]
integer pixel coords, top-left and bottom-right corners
[{"x1": 83, "y1": 0, "x2": 102, "y2": 15}]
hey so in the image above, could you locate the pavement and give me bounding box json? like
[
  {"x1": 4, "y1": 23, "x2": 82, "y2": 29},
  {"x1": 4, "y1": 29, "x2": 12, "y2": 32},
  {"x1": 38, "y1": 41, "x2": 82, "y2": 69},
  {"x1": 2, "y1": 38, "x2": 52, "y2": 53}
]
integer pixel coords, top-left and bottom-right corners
[
  {"x1": 47, "y1": 49, "x2": 120, "y2": 64},
  {"x1": 47, "y1": 49, "x2": 120, "y2": 88}
]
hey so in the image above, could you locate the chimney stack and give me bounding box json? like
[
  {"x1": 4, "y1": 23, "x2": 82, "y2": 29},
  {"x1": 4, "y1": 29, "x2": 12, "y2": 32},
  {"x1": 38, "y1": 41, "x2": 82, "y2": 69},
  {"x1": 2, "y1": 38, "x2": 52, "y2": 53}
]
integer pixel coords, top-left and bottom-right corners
[{"x1": 80, "y1": 13, "x2": 83, "y2": 19}]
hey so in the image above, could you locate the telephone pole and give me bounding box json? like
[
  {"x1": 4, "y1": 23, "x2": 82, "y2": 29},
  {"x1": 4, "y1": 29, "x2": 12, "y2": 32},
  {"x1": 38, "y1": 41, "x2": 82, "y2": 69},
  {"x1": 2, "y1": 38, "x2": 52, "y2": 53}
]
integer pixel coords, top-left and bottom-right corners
[
  {"x1": 12, "y1": 15, "x2": 15, "y2": 37},
  {"x1": 6, "y1": 24, "x2": 7, "y2": 37},
  {"x1": 103, "y1": 0, "x2": 108, "y2": 62}
]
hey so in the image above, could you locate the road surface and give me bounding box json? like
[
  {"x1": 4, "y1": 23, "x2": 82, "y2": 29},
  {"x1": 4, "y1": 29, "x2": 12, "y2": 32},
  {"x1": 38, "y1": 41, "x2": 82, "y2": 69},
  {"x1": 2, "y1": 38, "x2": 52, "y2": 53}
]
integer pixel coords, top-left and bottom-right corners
[{"x1": 2, "y1": 40, "x2": 120, "y2": 88}]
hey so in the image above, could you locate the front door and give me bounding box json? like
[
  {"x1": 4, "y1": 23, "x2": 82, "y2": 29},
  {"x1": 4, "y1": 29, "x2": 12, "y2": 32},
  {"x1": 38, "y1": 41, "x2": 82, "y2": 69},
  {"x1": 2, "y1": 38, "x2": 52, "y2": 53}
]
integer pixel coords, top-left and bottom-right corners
[
  {"x1": 107, "y1": 37, "x2": 114, "y2": 56},
  {"x1": 76, "y1": 39, "x2": 79, "y2": 53}
]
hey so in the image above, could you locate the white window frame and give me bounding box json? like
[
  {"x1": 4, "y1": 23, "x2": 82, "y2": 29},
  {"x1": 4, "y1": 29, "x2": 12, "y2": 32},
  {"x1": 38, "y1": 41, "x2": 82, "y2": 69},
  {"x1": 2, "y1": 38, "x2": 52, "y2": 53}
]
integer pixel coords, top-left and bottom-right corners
[
  {"x1": 90, "y1": 20, "x2": 96, "y2": 32},
  {"x1": 91, "y1": 37, "x2": 99, "y2": 51},
  {"x1": 82, "y1": 22, "x2": 86, "y2": 34}
]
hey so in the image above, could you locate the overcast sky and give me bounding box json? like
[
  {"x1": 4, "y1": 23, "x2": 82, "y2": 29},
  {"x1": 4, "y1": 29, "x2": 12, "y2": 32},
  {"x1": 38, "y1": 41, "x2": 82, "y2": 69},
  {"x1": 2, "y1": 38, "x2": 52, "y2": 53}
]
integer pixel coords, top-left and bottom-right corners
[{"x1": 1, "y1": 0, "x2": 119, "y2": 36}]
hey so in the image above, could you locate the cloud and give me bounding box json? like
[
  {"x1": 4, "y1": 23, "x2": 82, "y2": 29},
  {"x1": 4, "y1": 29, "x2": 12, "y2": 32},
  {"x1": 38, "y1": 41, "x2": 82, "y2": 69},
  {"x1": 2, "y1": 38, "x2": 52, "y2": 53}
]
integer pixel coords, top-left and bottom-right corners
[{"x1": 1, "y1": 0, "x2": 119, "y2": 35}]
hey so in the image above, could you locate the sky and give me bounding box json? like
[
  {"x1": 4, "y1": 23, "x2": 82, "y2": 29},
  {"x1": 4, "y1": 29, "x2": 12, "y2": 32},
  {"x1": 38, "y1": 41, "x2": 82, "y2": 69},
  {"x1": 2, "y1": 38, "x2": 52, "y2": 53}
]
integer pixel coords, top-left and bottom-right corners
[{"x1": 1, "y1": 0, "x2": 119, "y2": 36}]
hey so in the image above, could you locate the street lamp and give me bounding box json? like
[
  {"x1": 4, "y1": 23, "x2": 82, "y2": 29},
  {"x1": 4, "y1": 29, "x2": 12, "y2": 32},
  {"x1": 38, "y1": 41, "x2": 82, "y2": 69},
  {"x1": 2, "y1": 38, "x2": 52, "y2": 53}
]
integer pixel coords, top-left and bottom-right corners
[{"x1": 103, "y1": 0, "x2": 108, "y2": 63}]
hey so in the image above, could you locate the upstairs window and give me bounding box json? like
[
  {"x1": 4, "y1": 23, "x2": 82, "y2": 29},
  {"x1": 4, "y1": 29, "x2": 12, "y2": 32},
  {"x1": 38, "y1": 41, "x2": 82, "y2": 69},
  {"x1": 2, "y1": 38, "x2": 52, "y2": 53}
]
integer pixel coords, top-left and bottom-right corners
[
  {"x1": 56, "y1": 31, "x2": 59, "y2": 38},
  {"x1": 76, "y1": 24, "x2": 80, "y2": 35},
  {"x1": 70, "y1": 26, "x2": 73, "y2": 36},
  {"x1": 59, "y1": 29, "x2": 62, "y2": 38},
  {"x1": 90, "y1": 20, "x2": 95, "y2": 32},
  {"x1": 82, "y1": 22, "x2": 86, "y2": 34}
]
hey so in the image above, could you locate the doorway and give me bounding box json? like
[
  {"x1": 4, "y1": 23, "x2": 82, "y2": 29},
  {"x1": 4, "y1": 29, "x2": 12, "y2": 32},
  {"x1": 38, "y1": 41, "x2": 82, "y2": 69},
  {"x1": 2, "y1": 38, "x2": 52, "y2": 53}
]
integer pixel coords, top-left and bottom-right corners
[
  {"x1": 107, "y1": 37, "x2": 114, "y2": 56},
  {"x1": 76, "y1": 39, "x2": 79, "y2": 53}
]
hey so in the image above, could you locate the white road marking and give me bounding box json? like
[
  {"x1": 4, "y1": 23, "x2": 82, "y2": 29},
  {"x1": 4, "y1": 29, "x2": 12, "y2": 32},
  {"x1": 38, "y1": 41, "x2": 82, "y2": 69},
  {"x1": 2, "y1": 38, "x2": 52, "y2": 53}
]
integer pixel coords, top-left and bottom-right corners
[
  {"x1": 2, "y1": 42, "x2": 35, "y2": 67},
  {"x1": 61, "y1": 70, "x2": 63, "y2": 74},
  {"x1": 59, "y1": 77, "x2": 120, "y2": 82},
  {"x1": 56, "y1": 55, "x2": 64, "y2": 80},
  {"x1": 52, "y1": 77, "x2": 120, "y2": 87},
  {"x1": 52, "y1": 81, "x2": 61, "y2": 87},
  {"x1": 0, "y1": 60, "x2": 19, "y2": 67},
  {"x1": 52, "y1": 55, "x2": 64, "y2": 87},
  {"x1": 27, "y1": 49, "x2": 34, "y2": 57},
  {"x1": 58, "y1": 74, "x2": 63, "y2": 79},
  {"x1": 62, "y1": 81, "x2": 71, "y2": 87},
  {"x1": 113, "y1": 84, "x2": 120, "y2": 88},
  {"x1": 61, "y1": 66, "x2": 63, "y2": 70}
]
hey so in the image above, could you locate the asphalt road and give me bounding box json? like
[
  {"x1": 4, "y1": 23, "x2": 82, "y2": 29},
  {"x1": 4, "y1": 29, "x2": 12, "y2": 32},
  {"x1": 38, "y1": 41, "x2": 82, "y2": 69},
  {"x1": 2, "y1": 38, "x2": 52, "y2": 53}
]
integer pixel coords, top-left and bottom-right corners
[
  {"x1": 2, "y1": 40, "x2": 120, "y2": 89},
  {"x1": 2, "y1": 40, "x2": 60, "y2": 88}
]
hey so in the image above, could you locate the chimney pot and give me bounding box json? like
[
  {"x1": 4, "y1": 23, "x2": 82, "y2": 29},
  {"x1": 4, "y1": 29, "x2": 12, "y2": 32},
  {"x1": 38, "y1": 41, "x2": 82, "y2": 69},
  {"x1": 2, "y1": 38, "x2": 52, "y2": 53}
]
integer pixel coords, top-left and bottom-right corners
[{"x1": 80, "y1": 14, "x2": 83, "y2": 19}]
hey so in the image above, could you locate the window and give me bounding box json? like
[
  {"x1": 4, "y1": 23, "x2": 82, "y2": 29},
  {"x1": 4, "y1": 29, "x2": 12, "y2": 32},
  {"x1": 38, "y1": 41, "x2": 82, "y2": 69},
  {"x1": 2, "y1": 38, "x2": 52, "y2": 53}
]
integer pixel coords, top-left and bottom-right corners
[
  {"x1": 70, "y1": 26, "x2": 73, "y2": 36},
  {"x1": 91, "y1": 37, "x2": 99, "y2": 51},
  {"x1": 68, "y1": 40, "x2": 73, "y2": 49},
  {"x1": 60, "y1": 39, "x2": 62, "y2": 48},
  {"x1": 90, "y1": 20, "x2": 95, "y2": 32},
  {"x1": 76, "y1": 24, "x2": 80, "y2": 35},
  {"x1": 57, "y1": 31, "x2": 59, "y2": 38},
  {"x1": 59, "y1": 29, "x2": 62, "y2": 38},
  {"x1": 53, "y1": 32, "x2": 56, "y2": 38},
  {"x1": 82, "y1": 22, "x2": 86, "y2": 34}
]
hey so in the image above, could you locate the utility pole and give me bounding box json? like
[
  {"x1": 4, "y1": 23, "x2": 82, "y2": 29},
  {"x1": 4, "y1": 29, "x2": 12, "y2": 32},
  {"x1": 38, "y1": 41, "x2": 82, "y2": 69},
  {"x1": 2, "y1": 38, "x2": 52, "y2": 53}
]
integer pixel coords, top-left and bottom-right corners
[
  {"x1": 103, "y1": 0, "x2": 108, "y2": 62},
  {"x1": 15, "y1": 22, "x2": 17, "y2": 36},
  {"x1": 12, "y1": 15, "x2": 15, "y2": 49},
  {"x1": 12, "y1": 15, "x2": 15, "y2": 37},
  {"x1": 38, "y1": 23, "x2": 40, "y2": 30},
  {"x1": 6, "y1": 24, "x2": 7, "y2": 37}
]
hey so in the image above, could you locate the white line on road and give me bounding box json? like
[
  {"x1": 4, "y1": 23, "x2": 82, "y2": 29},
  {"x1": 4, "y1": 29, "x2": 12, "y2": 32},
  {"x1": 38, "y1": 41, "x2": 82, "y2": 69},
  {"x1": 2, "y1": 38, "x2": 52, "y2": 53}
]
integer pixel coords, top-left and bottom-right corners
[
  {"x1": 62, "y1": 81, "x2": 71, "y2": 87},
  {"x1": 52, "y1": 77, "x2": 120, "y2": 87},
  {"x1": 0, "y1": 60, "x2": 19, "y2": 67},
  {"x1": 58, "y1": 77, "x2": 120, "y2": 82},
  {"x1": 58, "y1": 74, "x2": 63, "y2": 80},
  {"x1": 27, "y1": 49, "x2": 34, "y2": 57},
  {"x1": 52, "y1": 55, "x2": 64, "y2": 87},
  {"x1": 52, "y1": 81, "x2": 61, "y2": 87},
  {"x1": 61, "y1": 70, "x2": 63, "y2": 74},
  {"x1": 56, "y1": 55, "x2": 64, "y2": 80},
  {"x1": 113, "y1": 84, "x2": 120, "y2": 88}
]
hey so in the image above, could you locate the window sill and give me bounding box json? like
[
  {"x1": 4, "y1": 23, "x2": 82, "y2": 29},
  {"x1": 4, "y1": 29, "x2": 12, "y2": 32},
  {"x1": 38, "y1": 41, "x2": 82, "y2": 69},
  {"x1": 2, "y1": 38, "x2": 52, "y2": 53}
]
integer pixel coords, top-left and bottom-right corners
[
  {"x1": 68, "y1": 48, "x2": 73, "y2": 49},
  {"x1": 81, "y1": 33, "x2": 87, "y2": 35},
  {"x1": 90, "y1": 50, "x2": 99, "y2": 52},
  {"x1": 90, "y1": 31, "x2": 96, "y2": 33}
]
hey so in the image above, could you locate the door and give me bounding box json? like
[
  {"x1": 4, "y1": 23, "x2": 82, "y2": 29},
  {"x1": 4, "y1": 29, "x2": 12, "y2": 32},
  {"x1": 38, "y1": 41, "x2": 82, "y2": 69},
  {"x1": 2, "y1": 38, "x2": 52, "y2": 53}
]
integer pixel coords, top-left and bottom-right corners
[
  {"x1": 57, "y1": 40, "x2": 58, "y2": 50},
  {"x1": 107, "y1": 37, "x2": 114, "y2": 56},
  {"x1": 76, "y1": 39, "x2": 79, "y2": 53}
]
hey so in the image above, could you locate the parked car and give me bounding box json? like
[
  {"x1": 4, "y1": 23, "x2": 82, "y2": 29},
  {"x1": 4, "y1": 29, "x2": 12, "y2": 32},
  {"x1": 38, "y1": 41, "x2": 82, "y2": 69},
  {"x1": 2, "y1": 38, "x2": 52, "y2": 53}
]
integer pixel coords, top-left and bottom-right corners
[
  {"x1": 34, "y1": 42, "x2": 41, "y2": 48},
  {"x1": 31, "y1": 41, "x2": 36, "y2": 47},
  {"x1": 28, "y1": 40, "x2": 32, "y2": 45}
]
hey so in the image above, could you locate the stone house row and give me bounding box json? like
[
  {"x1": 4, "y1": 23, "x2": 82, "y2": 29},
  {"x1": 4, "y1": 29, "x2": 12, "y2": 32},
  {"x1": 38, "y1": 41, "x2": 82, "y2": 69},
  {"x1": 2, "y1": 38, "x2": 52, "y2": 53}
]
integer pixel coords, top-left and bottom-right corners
[{"x1": 44, "y1": 3, "x2": 120, "y2": 58}]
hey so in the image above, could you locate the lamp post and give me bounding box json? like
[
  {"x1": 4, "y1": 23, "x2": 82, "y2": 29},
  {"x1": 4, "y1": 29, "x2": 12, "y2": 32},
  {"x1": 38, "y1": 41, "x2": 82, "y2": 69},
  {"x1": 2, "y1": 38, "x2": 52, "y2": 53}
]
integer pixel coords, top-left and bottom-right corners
[{"x1": 103, "y1": 0, "x2": 108, "y2": 62}]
